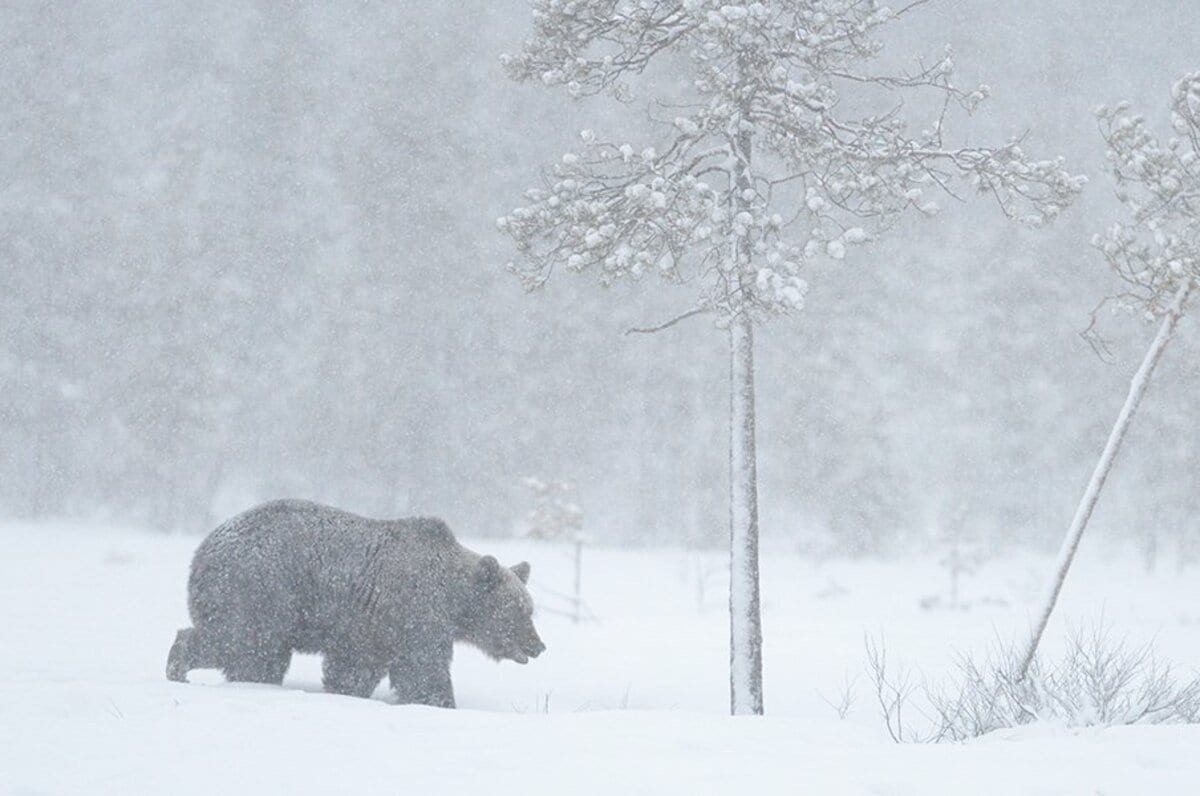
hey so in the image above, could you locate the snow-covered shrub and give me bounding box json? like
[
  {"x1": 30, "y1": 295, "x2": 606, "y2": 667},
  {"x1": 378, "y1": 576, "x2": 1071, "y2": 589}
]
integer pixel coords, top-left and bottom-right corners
[
  {"x1": 920, "y1": 501, "x2": 986, "y2": 611},
  {"x1": 520, "y1": 477, "x2": 594, "y2": 624},
  {"x1": 867, "y1": 625, "x2": 1200, "y2": 743},
  {"x1": 521, "y1": 476, "x2": 584, "y2": 541}
]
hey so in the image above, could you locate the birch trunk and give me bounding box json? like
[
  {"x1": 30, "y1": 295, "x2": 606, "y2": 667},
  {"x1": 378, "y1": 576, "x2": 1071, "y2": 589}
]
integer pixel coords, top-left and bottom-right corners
[
  {"x1": 727, "y1": 120, "x2": 764, "y2": 715},
  {"x1": 1017, "y1": 280, "x2": 1193, "y2": 679}
]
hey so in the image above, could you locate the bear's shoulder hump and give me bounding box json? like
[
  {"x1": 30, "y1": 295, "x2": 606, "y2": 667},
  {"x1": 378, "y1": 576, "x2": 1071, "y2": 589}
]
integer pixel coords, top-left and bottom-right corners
[{"x1": 399, "y1": 516, "x2": 456, "y2": 546}]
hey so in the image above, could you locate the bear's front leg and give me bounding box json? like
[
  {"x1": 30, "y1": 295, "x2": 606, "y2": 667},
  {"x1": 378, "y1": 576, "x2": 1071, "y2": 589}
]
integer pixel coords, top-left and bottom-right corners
[
  {"x1": 322, "y1": 652, "x2": 385, "y2": 699},
  {"x1": 389, "y1": 638, "x2": 455, "y2": 708}
]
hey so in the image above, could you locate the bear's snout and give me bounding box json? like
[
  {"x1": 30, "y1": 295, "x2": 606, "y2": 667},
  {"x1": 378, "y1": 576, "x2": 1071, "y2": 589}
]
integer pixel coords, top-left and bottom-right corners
[{"x1": 526, "y1": 638, "x2": 546, "y2": 658}]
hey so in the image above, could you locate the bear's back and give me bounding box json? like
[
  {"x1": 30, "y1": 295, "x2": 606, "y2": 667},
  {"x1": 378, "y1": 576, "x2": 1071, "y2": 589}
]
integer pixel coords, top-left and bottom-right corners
[
  {"x1": 187, "y1": 501, "x2": 466, "y2": 644},
  {"x1": 190, "y1": 500, "x2": 461, "y2": 596}
]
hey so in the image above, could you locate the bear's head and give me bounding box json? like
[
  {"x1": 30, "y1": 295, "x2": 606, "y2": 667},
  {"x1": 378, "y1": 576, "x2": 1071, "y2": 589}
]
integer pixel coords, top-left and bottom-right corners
[{"x1": 458, "y1": 556, "x2": 545, "y2": 664}]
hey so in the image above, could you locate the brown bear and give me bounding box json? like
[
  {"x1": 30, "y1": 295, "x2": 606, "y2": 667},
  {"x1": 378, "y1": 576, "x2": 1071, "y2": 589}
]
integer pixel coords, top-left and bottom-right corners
[{"x1": 166, "y1": 499, "x2": 544, "y2": 707}]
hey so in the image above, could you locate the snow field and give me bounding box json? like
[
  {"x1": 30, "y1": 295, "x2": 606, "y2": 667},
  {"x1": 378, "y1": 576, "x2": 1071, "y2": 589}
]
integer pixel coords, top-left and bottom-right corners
[{"x1": 2, "y1": 522, "x2": 1199, "y2": 794}]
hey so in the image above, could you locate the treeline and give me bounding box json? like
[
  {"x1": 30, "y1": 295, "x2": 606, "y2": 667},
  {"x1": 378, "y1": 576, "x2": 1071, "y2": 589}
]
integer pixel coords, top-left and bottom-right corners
[{"x1": 2, "y1": 1, "x2": 1197, "y2": 557}]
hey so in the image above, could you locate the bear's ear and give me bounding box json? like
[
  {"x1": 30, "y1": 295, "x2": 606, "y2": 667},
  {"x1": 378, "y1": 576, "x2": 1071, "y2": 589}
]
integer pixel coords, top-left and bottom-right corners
[
  {"x1": 475, "y1": 555, "x2": 502, "y2": 589},
  {"x1": 511, "y1": 561, "x2": 531, "y2": 584}
]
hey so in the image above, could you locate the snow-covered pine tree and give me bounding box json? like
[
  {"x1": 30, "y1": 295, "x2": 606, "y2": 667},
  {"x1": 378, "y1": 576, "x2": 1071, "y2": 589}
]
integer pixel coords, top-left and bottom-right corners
[
  {"x1": 499, "y1": 0, "x2": 1083, "y2": 715},
  {"x1": 1019, "y1": 74, "x2": 1200, "y2": 678},
  {"x1": 523, "y1": 476, "x2": 585, "y2": 541}
]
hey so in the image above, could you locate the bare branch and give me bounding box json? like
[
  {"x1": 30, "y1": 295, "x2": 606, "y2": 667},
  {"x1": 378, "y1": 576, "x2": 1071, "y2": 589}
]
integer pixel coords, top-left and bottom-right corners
[{"x1": 625, "y1": 306, "x2": 709, "y2": 335}]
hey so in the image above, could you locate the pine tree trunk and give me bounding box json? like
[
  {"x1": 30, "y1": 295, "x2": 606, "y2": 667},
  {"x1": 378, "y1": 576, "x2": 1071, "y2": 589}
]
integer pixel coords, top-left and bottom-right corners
[
  {"x1": 729, "y1": 307, "x2": 764, "y2": 715},
  {"x1": 726, "y1": 101, "x2": 764, "y2": 716},
  {"x1": 1017, "y1": 280, "x2": 1192, "y2": 679}
]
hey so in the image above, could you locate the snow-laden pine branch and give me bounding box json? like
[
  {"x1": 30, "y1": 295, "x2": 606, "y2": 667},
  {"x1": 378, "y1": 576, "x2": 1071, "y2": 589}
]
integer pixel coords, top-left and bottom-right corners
[
  {"x1": 1094, "y1": 73, "x2": 1200, "y2": 316},
  {"x1": 499, "y1": 0, "x2": 1085, "y2": 319}
]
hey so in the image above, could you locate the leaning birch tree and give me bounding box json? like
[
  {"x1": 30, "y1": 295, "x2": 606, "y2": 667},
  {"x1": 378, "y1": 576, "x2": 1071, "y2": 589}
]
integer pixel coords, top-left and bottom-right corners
[
  {"x1": 1018, "y1": 73, "x2": 1200, "y2": 677},
  {"x1": 499, "y1": 0, "x2": 1083, "y2": 715}
]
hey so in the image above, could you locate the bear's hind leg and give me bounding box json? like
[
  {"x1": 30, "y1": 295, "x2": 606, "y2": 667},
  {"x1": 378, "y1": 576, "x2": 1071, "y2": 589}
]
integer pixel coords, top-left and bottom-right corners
[
  {"x1": 322, "y1": 652, "x2": 384, "y2": 698},
  {"x1": 167, "y1": 627, "x2": 223, "y2": 682},
  {"x1": 166, "y1": 628, "x2": 194, "y2": 682},
  {"x1": 222, "y1": 638, "x2": 292, "y2": 685}
]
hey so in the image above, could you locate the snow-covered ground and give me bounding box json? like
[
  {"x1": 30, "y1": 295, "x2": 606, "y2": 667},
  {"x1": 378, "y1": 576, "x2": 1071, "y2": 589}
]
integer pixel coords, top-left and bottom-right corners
[{"x1": 2, "y1": 522, "x2": 1199, "y2": 794}]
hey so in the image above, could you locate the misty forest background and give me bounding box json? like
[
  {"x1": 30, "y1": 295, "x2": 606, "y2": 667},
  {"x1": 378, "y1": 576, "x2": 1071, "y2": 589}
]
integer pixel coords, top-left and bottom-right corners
[{"x1": 4, "y1": 1, "x2": 1199, "y2": 557}]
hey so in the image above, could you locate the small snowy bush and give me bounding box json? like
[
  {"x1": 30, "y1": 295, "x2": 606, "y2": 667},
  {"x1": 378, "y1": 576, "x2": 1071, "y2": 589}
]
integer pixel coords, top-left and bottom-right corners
[
  {"x1": 867, "y1": 625, "x2": 1200, "y2": 743},
  {"x1": 521, "y1": 476, "x2": 584, "y2": 541}
]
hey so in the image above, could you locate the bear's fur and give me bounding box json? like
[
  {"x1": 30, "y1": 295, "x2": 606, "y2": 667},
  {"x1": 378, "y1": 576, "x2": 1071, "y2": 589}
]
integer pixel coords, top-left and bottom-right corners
[{"x1": 166, "y1": 499, "x2": 544, "y2": 707}]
